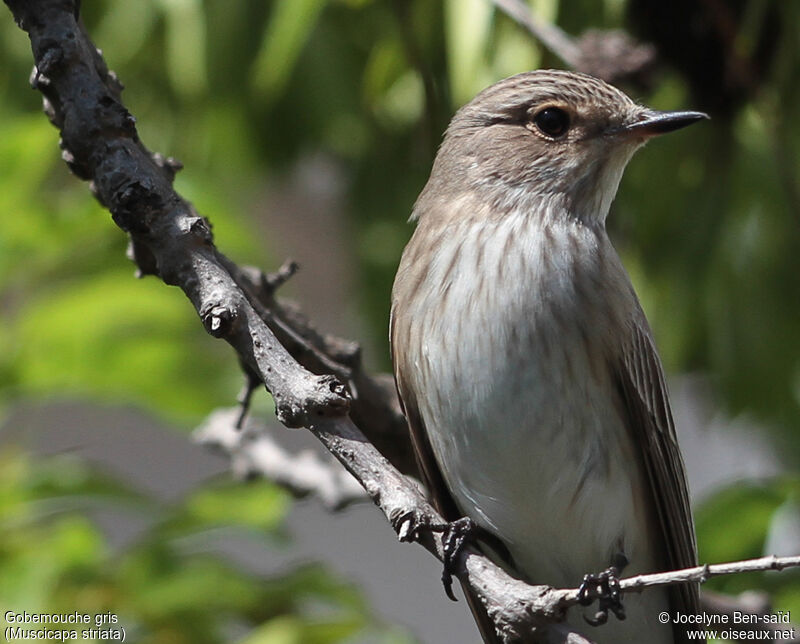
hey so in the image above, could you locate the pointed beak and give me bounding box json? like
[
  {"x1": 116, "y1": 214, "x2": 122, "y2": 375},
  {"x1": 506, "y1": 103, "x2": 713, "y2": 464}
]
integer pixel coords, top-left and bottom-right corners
[{"x1": 622, "y1": 110, "x2": 709, "y2": 138}]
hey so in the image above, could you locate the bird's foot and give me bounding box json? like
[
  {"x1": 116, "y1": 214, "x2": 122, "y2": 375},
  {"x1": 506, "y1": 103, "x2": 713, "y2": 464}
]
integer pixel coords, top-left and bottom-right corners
[
  {"x1": 394, "y1": 511, "x2": 478, "y2": 601},
  {"x1": 437, "y1": 516, "x2": 478, "y2": 600},
  {"x1": 577, "y1": 566, "x2": 626, "y2": 626}
]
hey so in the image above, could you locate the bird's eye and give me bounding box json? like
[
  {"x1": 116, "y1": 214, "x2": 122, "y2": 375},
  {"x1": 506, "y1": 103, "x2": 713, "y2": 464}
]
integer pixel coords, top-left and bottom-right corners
[{"x1": 533, "y1": 107, "x2": 570, "y2": 138}]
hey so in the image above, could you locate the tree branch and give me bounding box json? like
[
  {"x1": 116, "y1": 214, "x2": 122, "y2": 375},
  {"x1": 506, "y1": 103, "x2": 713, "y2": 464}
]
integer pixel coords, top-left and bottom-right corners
[
  {"x1": 616, "y1": 555, "x2": 800, "y2": 593},
  {"x1": 2, "y1": 1, "x2": 576, "y2": 641},
  {"x1": 490, "y1": 0, "x2": 657, "y2": 88},
  {"x1": 490, "y1": 0, "x2": 581, "y2": 67},
  {"x1": 195, "y1": 408, "x2": 368, "y2": 511}
]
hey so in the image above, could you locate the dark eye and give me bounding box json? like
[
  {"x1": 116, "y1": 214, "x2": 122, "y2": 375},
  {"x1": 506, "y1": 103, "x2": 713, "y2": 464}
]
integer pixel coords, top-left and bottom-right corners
[{"x1": 533, "y1": 107, "x2": 570, "y2": 137}]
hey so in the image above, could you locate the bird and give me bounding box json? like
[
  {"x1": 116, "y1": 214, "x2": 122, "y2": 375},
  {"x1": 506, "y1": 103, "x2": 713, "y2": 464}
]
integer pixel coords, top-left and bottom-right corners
[{"x1": 390, "y1": 70, "x2": 706, "y2": 643}]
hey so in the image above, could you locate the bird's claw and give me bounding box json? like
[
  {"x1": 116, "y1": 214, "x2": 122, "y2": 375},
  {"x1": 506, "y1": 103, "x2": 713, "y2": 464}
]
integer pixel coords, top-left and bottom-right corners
[
  {"x1": 392, "y1": 511, "x2": 477, "y2": 602},
  {"x1": 438, "y1": 516, "x2": 477, "y2": 600},
  {"x1": 393, "y1": 508, "x2": 435, "y2": 543},
  {"x1": 577, "y1": 566, "x2": 626, "y2": 626}
]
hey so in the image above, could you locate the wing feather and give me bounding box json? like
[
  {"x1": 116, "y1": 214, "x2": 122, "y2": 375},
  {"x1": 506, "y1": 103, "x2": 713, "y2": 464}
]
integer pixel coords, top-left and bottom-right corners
[{"x1": 614, "y1": 307, "x2": 701, "y2": 642}]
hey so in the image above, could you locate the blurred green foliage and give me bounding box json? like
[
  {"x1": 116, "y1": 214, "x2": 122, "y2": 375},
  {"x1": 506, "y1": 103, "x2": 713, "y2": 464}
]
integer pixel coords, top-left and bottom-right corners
[
  {"x1": 696, "y1": 479, "x2": 800, "y2": 610},
  {"x1": 0, "y1": 449, "x2": 408, "y2": 643},
  {"x1": 1, "y1": 0, "x2": 798, "y2": 641}
]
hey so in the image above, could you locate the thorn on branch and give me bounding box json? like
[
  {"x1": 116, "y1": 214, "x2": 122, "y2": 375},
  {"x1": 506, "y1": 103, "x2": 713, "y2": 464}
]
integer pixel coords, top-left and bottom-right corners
[
  {"x1": 264, "y1": 259, "x2": 299, "y2": 295},
  {"x1": 183, "y1": 215, "x2": 213, "y2": 243},
  {"x1": 235, "y1": 371, "x2": 260, "y2": 429},
  {"x1": 152, "y1": 152, "x2": 183, "y2": 180}
]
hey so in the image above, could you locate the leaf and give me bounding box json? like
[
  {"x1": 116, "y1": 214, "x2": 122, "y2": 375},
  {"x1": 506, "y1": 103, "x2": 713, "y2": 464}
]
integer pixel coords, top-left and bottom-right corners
[
  {"x1": 156, "y1": 0, "x2": 208, "y2": 97},
  {"x1": 9, "y1": 270, "x2": 235, "y2": 421},
  {"x1": 694, "y1": 479, "x2": 799, "y2": 594},
  {"x1": 167, "y1": 479, "x2": 290, "y2": 536},
  {"x1": 696, "y1": 482, "x2": 784, "y2": 564},
  {"x1": 445, "y1": 0, "x2": 493, "y2": 104},
  {"x1": 252, "y1": 0, "x2": 329, "y2": 100}
]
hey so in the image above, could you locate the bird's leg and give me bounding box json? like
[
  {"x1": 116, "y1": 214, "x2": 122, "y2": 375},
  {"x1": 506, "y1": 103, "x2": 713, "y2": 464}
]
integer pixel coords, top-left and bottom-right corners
[
  {"x1": 395, "y1": 511, "x2": 479, "y2": 601},
  {"x1": 577, "y1": 552, "x2": 628, "y2": 626},
  {"x1": 438, "y1": 516, "x2": 478, "y2": 600}
]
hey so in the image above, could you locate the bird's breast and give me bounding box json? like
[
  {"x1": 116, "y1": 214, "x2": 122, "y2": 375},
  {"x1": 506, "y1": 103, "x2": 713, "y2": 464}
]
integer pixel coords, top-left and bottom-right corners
[{"x1": 395, "y1": 211, "x2": 654, "y2": 587}]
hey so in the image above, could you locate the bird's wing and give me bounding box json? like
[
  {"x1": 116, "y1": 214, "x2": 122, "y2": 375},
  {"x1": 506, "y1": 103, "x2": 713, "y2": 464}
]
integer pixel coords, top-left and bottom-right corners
[
  {"x1": 613, "y1": 306, "x2": 701, "y2": 639},
  {"x1": 389, "y1": 307, "x2": 501, "y2": 644},
  {"x1": 389, "y1": 307, "x2": 461, "y2": 522}
]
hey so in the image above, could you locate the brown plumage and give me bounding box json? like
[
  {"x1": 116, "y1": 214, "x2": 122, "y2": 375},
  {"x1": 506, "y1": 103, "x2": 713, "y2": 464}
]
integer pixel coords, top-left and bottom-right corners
[{"x1": 391, "y1": 70, "x2": 706, "y2": 643}]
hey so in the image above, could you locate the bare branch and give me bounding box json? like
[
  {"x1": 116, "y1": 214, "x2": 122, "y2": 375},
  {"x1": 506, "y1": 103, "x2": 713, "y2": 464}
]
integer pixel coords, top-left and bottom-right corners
[
  {"x1": 6, "y1": 0, "x2": 351, "y2": 429},
  {"x1": 195, "y1": 408, "x2": 368, "y2": 511},
  {"x1": 615, "y1": 555, "x2": 800, "y2": 594},
  {"x1": 227, "y1": 259, "x2": 419, "y2": 476},
  {"x1": 490, "y1": 0, "x2": 657, "y2": 87},
  {"x1": 490, "y1": 0, "x2": 581, "y2": 67}
]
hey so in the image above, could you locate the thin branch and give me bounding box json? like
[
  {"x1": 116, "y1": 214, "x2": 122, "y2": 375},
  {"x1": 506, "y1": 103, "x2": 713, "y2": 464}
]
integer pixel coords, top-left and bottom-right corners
[
  {"x1": 490, "y1": 0, "x2": 657, "y2": 88},
  {"x1": 195, "y1": 408, "x2": 368, "y2": 511},
  {"x1": 490, "y1": 0, "x2": 581, "y2": 67},
  {"x1": 615, "y1": 555, "x2": 800, "y2": 594},
  {"x1": 226, "y1": 259, "x2": 418, "y2": 477}
]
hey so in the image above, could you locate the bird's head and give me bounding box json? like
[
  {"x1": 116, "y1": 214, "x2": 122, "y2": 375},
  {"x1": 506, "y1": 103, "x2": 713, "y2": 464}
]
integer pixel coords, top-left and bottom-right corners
[{"x1": 417, "y1": 70, "x2": 707, "y2": 224}]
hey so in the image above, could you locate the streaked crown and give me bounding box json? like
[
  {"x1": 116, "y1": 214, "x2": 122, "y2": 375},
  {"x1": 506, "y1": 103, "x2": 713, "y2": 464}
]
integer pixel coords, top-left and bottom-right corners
[{"x1": 414, "y1": 70, "x2": 705, "y2": 224}]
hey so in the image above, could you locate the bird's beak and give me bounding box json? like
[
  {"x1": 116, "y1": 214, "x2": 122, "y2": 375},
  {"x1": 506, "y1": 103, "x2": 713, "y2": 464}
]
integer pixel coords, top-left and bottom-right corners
[{"x1": 621, "y1": 110, "x2": 709, "y2": 138}]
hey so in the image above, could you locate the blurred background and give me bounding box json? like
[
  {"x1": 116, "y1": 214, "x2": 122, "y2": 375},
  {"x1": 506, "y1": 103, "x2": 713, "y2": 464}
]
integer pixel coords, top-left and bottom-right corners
[{"x1": 1, "y1": 0, "x2": 798, "y2": 642}]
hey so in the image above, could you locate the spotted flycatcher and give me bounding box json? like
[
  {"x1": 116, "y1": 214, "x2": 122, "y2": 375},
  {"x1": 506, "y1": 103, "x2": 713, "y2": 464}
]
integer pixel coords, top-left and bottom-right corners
[{"x1": 391, "y1": 70, "x2": 706, "y2": 643}]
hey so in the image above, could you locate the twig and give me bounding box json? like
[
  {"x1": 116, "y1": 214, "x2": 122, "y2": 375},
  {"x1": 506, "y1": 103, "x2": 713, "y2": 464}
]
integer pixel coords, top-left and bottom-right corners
[
  {"x1": 226, "y1": 259, "x2": 419, "y2": 477},
  {"x1": 615, "y1": 555, "x2": 800, "y2": 593},
  {"x1": 195, "y1": 408, "x2": 368, "y2": 511},
  {"x1": 490, "y1": 0, "x2": 580, "y2": 67},
  {"x1": 490, "y1": 0, "x2": 657, "y2": 87}
]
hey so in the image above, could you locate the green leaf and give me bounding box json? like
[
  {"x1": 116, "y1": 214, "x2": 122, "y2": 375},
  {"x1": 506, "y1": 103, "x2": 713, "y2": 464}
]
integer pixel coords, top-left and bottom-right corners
[
  {"x1": 252, "y1": 0, "x2": 329, "y2": 99},
  {"x1": 9, "y1": 270, "x2": 235, "y2": 421},
  {"x1": 156, "y1": 0, "x2": 208, "y2": 97},
  {"x1": 696, "y1": 482, "x2": 784, "y2": 564},
  {"x1": 171, "y1": 479, "x2": 290, "y2": 535},
  {"x1": 445, "y1": 0, "x2": 493, "y2": 104},
  {"x1": 237, "y1": 615, "x2": 365, "y2": 644}
]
